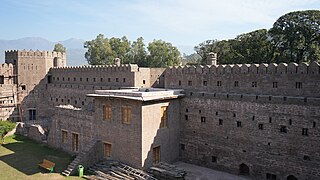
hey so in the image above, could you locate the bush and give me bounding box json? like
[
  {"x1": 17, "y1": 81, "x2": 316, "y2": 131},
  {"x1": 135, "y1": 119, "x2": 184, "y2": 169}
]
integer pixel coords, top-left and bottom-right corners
[{"x1": 0, "y1": 121, "x2": 16, "y2": 144}]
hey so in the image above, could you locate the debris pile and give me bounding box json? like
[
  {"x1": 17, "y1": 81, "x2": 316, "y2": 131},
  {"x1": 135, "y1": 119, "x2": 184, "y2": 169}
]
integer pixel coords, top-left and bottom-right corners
[
  {"x1": 148, "y1": 162, "x2": 186, "y2": 180},
  {"x1": 85, "y1": 160, "x2": 157, "y2": 180}
]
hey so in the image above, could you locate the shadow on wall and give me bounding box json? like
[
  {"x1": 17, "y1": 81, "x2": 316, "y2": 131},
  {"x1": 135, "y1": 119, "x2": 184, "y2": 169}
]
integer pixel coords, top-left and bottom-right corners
[
  {"x1": 0, "y1": 135, "x2": 71, "y2": 175},
  {"x1": 142, "y1": 103, "x2": 180, "y2": 169}
]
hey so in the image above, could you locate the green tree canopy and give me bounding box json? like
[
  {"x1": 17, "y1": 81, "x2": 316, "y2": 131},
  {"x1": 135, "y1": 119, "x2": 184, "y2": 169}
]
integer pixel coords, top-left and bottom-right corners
[
  {"x1": 84, "y1": 34, "x2": 113, "y2": 65},
  {"x1": 84, "y1": 35, "x2": 182, "y2": 67},
  {"x1": 194, "y1": 10, "x2": 320, "y2": 65},
  {"x1": 0, "y1": 121, "x2": 15, "y2": 144},
  {"x1": 269, "y1": 10, "x2": 320, "y2": 63},
  {"x1": 147, "y1": 40, "x2": 182, "y2": 67},
  {"x1": 53, "y1": 43, "x2": 66, "y2": 53},
  {"x1": 128, "y1": 37, "x2": 147, "y2": 66}
]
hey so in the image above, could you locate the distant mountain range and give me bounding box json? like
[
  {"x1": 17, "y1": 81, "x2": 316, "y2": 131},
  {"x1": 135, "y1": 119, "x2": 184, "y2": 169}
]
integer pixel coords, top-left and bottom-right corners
[
  {"x1": 0, "y1": 37, "x2": 195, "y2": 66},
  {"x1": 0, "y1": 37, "x2": 87, "y2": 66}
]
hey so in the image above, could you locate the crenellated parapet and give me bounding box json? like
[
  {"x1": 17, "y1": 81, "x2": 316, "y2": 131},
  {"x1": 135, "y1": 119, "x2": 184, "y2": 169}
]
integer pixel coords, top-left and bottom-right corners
[
  {"x1": 50, "y1": 64, "x2": 139, "y2": 72},
  {"x1": 5, "y1": 49, "x2": 66, "y2": 58},
  {"x1": 166, "y1": 62, "x2": 320, "y2": 75},
  {"x1": 0, "y1": 63, "x2": 14, "y2": 74}
]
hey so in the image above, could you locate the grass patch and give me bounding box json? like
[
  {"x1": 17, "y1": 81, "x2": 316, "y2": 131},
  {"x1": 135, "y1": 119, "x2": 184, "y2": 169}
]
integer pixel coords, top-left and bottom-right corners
[{"x1": 0, "y1": 135, "x2": 82, "y2": 179}]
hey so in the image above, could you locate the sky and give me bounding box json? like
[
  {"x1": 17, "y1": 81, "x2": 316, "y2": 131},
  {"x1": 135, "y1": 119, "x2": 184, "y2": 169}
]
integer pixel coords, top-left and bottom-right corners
[{"x1": 0, "y1": 0, "x2": 319, "y2": 53}]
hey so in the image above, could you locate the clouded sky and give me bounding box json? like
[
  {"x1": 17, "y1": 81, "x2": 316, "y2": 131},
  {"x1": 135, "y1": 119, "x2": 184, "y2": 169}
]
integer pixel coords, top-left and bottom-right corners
[{"x1": 0, "y1": 0, "x2": 319, "y2": 52}]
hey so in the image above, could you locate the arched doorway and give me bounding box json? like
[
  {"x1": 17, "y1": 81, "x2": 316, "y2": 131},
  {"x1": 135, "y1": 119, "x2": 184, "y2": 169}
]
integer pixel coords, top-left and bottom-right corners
[
  {"x1": 287, "y1": 175, "x2": 298, "y2": 180},
  {"x1": 239, "y1": 163, "x2": 250, "y2": 175}
]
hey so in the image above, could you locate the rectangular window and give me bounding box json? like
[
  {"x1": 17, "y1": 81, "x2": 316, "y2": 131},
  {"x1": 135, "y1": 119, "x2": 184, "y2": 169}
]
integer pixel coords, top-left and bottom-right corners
[
  {"x1": 234, "y1": 81, "x2": 239, "y2": 87},
  {"x1": 201, "y1": 116, "x2": 206, "y2": 123},
  {"x1": 252, "y1": 81, "x2": 257, "y2": 87},
  {"x1": 80, "y1": 78, "x2": 82, "y2": 81},
  {"x1": 108, "y1": 78, "x2": 111, "y2": 82},
  {"x1": 203, "y1": 81, "x2": 207, "y2": 86},
  {"x1": 269, "y1": 117, "x2": 272, "y2": 123},
  {"x1": 21, "y1": 85, "x2": 26, "y2": 90},
  {"x1": 0, "y1": 75, "x2": 4, "y2": 84},
  {"x1": 123, "y1": 78, "x2": 126, "y2": 83},
  {"x1": 72, "y1": 133, "x2": 79, "y2": 152},
  {"x1": 28, "y1": 109, "x2": 36, "y2": 120},
  {"x1": 160, "y1": 106, "x2": 168, "y2": 128},
  {"x1": 237, "y1": 121, "x2": 242, "y2": 127},
  {"x1": 273, "y1": 82, "x2": 278, "y2": 88},
  {"x1": 103, "y1": 105, "x2": 112, "y2": 120},
  {"x1": 62, "y1": 130, "x2": 68, "y2": 143},
  {"x1": 116, "y1": 78, "x2": 119, "y2": 82},
  {"x1": 280, "y1": 126, "x2": 287, "y2": 133},
  {"x1": 185, "y1": 115, "x2": 188, "y2": 120},
  {"x1": 74, "y1": 77, "x2": 76, "y2": 81},
  {"x1": 143, "y1": 80, "x2": 146, "y2": 84},
  {"x1": 258, "y1": 124, "x2": 263, "y2": 130},
  {"x1": 296, "y1": 82, "x2": 302, "y2": 89},
  {"x1": 180, "y1": 144, "x2": 185, "y2": 150},
  {"x1": 188, "y1": 81, "x2": 192, "y2": 86},
  {"x1": 219, "y1": 119, "x2": 223, "y2": 125},
  {"x1": 211, "y1": 156, "x2": 217, "y2": 163},
  {"x1": 122, "y1": 106, "x2": 132, "y2": 124},
  {"x1": 47, "y1": 75, "x2": 52, "y2": 84},
  {"x1": 103, "y1": 142, "x2": 112, "y2": 158},
  {"x1": 153, "y1": 146, "x2": 160, "y2": 164},
  {"x1": 178, "y1": 80, "x2": 181, "y2": 86},
  {"x1": 217, "y1": 81, "x2": 222, "y2": 87},
  {"x1": 302, "y1": 128, "x2": 308, "y2": 136}
]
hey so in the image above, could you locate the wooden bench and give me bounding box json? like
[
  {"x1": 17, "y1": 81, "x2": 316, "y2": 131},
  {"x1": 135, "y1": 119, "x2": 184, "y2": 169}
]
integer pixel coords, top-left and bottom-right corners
[{"x1": 38, "y1": 159, "x2": 55, "y2": 173}]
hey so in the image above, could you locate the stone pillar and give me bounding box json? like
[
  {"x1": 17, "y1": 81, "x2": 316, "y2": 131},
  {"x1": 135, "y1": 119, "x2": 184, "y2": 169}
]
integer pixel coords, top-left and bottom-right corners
[{"x1": 207, "y1": 52, "x2": 217, "y2": 65}]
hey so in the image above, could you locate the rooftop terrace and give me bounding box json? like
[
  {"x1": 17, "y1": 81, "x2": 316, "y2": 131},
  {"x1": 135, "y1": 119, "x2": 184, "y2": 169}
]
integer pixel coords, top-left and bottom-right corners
[{"x1": 87, "y1": 88, "x2": 185, "y2": 101}]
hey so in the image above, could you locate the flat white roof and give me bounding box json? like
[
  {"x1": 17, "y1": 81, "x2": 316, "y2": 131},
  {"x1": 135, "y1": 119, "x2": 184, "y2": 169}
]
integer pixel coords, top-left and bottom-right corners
[{"x1": 87, "y1": 88, "x2": 185, "y2": 101}]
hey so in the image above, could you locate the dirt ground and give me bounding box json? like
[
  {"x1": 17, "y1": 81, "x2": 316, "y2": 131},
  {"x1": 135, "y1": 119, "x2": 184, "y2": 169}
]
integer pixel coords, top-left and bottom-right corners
[{"x1": 174, "y1": 162, "x2": 251, "y2": 180}]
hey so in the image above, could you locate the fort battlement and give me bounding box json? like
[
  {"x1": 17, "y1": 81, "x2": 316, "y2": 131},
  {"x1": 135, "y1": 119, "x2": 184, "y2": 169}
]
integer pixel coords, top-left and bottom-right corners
[
  {"x1": 50, "y1": 64, "x2": 139, "y2": 72},
  {"x1": 5, "y1": 50, "x2": 65, "y2": 59},
  {"x1": 0, "y1": 63, "x2": 14, "y2": 69},
  {"x1": 166, "y1": 61, "x2": 320, "y2": 75}
]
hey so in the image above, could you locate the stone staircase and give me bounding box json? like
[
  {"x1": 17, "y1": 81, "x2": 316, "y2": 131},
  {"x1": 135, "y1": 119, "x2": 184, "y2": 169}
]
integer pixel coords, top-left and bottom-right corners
[{"x1": 62, "y1": 140, "x2": 97, "y2": 176}]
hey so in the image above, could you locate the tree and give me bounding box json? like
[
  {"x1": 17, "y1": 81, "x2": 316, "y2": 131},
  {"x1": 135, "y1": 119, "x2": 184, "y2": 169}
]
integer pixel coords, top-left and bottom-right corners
[
  {"x1": 84, "y1": 34, "x2": 113, "y2": 65},
  {"x1": 0, "y1": 121, "x2": 15, "y2": 144},
  {"x1": 129, "y1": 37, "x2": 147, "y2": 66},
  {"x1": 194, "y1": 40, "x2": 217, "y2": 64},
  {"x1": 183, "y1": 53, "x2": 202, "y2": 65},
  {"x1": 147, "y1": 40, "x2": 182, "y2": 67},
  {"x1": 232, "y1": 29, "x2": 275, "y2": 64},
  {"x1": 53, "y1": 43, "x2": 66, "y2": 53},
  {"x1": 108, "y1": 36, "x2": 131, "y2": 64},
  {"x1": 269, "y1": 10, "x2": 320, "y2": 63}
]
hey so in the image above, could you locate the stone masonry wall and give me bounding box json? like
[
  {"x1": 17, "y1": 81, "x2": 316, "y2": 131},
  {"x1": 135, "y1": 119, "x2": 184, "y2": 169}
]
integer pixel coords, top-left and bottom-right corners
[
  {"x1": 165, "y1": 62, "x2": 320, "y2": 97},
  {"x1": 178, "y1": 92, "x2": 320, "y2": 180}
]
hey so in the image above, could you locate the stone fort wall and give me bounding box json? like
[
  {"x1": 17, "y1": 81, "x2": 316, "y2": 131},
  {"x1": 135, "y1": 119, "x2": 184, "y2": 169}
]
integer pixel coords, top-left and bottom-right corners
[
  {"x1": 3, "y1": 49, "x2": 320, "y2": 179},
  {"x1": 165, "y1": 62, "x2": 320, "y2": 179},
  {"x1": 165, "y1": 62, "x2": 320, "y2": 97}
]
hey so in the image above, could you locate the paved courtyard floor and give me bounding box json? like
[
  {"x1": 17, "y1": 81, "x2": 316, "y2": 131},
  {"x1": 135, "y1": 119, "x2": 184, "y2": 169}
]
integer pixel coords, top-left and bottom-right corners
[{"x1": 174, "y1": 162, "x2": 251, "y2": 180}]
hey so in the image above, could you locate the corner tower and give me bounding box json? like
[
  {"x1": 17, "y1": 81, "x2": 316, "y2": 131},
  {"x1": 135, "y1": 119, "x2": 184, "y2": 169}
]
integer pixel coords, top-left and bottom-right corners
[{"x1": 5, "y1": 50, "x2": 66, "y2": 93}]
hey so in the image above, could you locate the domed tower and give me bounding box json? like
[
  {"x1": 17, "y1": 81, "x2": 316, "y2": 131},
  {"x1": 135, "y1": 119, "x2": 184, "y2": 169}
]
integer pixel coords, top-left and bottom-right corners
[{"x1": 207, "y1": 52, "x2": 217, "y2": 65}]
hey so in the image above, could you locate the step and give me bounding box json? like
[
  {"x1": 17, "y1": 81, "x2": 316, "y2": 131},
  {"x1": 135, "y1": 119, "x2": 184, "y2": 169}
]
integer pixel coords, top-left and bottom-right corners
[{"x1": 61, "y1": 171, "x2": 70, "y2": 176}]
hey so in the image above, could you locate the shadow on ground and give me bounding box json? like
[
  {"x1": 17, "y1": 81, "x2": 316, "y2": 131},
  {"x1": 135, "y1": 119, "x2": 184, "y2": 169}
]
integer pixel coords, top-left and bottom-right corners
[{"x1": 0, "y1": 135, "x2": 73, "y2": 175}]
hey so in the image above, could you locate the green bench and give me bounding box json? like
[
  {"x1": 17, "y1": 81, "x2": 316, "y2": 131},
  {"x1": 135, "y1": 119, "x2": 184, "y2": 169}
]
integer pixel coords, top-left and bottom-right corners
[{"x1": 38, "y1": 159, "x2": 55, "y2": 173}]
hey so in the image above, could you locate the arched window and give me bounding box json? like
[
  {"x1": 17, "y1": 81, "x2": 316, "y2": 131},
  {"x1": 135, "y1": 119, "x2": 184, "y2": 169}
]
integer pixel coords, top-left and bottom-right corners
[
  {"x1": 287, "y1": 175, "x2": 298, "y2": 180},
  {"x1": 239, "y1": 163, "x2": 250, "y2": 175}
]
